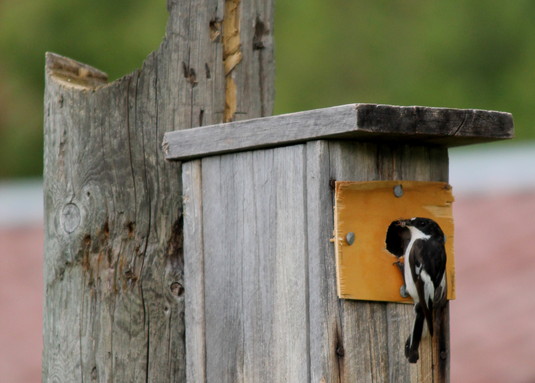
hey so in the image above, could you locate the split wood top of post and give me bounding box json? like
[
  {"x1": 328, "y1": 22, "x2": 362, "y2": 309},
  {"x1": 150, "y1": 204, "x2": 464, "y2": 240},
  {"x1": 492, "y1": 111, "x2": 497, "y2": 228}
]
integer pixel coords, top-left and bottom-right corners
[{"x1": 163, "y1": 103, "x2": 514, "y2": 161}]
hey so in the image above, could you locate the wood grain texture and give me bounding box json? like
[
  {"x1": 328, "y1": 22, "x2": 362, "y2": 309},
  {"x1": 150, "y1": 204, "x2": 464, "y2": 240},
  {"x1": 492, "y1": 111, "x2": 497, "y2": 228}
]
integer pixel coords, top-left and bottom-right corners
[
  {"x1": 306, "y1": 140, "x2": 342, "y2": 383},
  {"x1": 199, "y1": 146, "x2": 309, "y2": 383},
  {"x1": 42, "y1": 0, "x2": 274, "y2": 381},
  {"x1": 182, "y1": 160, "x2": 206, "y2": 383},
  {"x1": 163, "y1": 103, "x2": 514, "y2": 161}
]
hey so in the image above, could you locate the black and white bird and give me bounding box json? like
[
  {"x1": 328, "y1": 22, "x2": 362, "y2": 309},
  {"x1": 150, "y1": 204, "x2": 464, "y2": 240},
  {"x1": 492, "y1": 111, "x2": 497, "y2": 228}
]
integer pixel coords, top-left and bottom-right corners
[{"x1": 395, "y1": 217, "x2": 447, "y2": 363}]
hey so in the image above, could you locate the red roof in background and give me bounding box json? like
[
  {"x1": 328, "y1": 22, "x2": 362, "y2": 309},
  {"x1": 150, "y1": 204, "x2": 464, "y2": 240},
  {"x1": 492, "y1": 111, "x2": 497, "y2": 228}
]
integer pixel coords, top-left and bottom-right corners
[
  {"x1": 0, "y1": 225, "x2": 43, "y2": 383},
  {"x1": 452, "y1": 192, "x2": 535, "y2": 383},
  {"x1": 1, "y1": 192, "x2": 534, "y2": 382}
]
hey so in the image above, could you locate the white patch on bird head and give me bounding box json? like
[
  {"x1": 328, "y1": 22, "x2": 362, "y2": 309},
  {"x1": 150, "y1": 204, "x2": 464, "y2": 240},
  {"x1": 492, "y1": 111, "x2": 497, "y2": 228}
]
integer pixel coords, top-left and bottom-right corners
[{"x1": 407, "y1": 225, "x2": 430, "y2": 241}]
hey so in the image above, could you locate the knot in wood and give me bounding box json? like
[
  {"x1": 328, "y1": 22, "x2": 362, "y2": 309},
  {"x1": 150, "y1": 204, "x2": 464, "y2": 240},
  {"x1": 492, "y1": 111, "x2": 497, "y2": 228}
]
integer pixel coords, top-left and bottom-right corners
[
  {"x1": 61, "y1": 203, "x2": 81, "y2": 233},
  {"x1": 336, "y1": 344, "x2": 345, "y2": 358},
  {"x1": 170, "y1": 282, "x2": 184, "y2": 296}
]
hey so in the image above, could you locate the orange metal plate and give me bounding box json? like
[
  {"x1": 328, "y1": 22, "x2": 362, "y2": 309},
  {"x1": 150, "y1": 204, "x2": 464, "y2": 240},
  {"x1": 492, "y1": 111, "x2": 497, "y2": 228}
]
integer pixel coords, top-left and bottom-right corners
[{"x1": 334, "y1": 181, "x2": 456, "y2": 303}]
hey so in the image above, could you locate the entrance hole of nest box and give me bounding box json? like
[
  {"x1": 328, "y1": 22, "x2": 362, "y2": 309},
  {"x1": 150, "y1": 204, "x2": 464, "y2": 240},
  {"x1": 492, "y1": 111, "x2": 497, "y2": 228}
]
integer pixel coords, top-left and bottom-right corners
[{"x1": 385, "y1": 220, "x2": 410, "y2": 258}]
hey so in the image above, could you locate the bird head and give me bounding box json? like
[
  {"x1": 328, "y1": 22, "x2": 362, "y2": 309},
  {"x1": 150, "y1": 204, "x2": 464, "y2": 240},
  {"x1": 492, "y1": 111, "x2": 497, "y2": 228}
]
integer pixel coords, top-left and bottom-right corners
[{"x1": 398, "y1": 217, "x2": 445, "y2": 244}]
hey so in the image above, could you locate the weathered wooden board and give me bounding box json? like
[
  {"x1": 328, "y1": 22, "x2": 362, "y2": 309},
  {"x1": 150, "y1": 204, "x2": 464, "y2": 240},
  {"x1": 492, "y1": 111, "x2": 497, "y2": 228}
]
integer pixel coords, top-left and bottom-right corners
[
  {"x1": 163, "y1": 103, "x2": 514, "y2": 161},
  {"x1": 201, "y1": 146, "x2": 309, "y2": 382},
  {"x1": 182, "y1": 139, "x2": 450, "y2": 383},
  {"x1": 305, "y1": 140, "x2": 343, "y2": 383},
  {"x1": 42, "y1": 0, "x2": 275, "y2": 382},
  {"x1": 183, "y1": 160, "x2": 206, "y2": 383}
]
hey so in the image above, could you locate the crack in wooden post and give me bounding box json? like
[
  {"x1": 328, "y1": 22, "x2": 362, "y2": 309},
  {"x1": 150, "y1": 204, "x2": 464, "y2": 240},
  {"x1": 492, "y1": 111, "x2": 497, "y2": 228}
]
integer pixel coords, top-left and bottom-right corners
[{"x1": 222, "y1": 0, "x2": 243, "y2": 122}]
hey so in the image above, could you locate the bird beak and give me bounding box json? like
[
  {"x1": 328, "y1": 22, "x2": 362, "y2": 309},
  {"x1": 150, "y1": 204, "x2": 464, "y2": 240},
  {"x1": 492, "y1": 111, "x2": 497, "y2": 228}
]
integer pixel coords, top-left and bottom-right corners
[{"x1": 396, "y1": 219, "x2": 407, "y2": 228}]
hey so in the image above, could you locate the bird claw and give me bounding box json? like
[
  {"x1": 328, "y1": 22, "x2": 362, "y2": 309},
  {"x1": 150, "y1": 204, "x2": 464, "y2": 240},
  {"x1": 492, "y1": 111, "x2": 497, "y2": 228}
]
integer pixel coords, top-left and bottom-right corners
[{"x1": 393, "y1": 260, "x2": 404, "y2": 273}]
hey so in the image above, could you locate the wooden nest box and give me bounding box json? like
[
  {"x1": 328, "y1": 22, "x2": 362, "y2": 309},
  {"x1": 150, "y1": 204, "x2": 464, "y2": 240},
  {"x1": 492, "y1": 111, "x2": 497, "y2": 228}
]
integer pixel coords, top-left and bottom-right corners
[{"x1": 163, "y1": 103, "x2": 513, "y2": 382}]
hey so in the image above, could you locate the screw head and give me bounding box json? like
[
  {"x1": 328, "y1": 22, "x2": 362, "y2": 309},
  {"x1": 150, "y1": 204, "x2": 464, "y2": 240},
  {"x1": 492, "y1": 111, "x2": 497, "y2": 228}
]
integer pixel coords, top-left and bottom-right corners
[
  {"x1": 345, "y1": 232, "x2": 355, "y2": 246},
  {"x1": 400, "y1": 285, "x2": 409, "y2": 298},
  {"x1": 393, "y1": 184, "x2": 404, "y2": 198}
]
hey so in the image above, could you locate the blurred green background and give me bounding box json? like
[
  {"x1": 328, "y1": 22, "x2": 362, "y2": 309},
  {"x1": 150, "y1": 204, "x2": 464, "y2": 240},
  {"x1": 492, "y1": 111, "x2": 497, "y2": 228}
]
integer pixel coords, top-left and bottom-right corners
[{"x1": 1, "y1": 0, "x2": 533, "y2": 179}]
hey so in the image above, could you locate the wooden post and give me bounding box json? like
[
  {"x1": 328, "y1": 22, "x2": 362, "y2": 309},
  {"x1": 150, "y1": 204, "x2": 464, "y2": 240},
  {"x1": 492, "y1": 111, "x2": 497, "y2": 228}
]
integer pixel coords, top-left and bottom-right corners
[
  {"x1": 164, "y1": 104, "x2": 513, "y2": 382},
  {"x1": 42, "y1": 0, "x2": 274, "y2": 381}
]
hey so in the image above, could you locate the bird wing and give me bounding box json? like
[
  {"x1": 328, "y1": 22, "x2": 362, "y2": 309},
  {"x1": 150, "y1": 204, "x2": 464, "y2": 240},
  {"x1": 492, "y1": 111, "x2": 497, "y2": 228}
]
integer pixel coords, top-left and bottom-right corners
[{"x1": 408, "y1": 238, "x2": 446, "y2": 336}]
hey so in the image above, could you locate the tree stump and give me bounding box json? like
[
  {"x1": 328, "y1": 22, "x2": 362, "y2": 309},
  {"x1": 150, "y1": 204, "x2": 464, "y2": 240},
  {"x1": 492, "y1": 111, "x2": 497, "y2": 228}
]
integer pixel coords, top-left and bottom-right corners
[{"x1": 42, "y1": 1, "x2": 274, "y2": 381}]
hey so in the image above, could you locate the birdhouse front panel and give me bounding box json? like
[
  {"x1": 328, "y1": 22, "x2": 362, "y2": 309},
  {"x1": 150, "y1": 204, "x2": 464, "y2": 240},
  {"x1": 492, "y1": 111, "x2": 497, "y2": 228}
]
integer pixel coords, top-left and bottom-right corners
[{"x1": 334, "y1": 180, "x2": 455, "y2": 303}]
